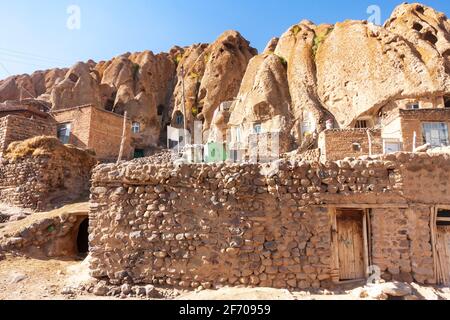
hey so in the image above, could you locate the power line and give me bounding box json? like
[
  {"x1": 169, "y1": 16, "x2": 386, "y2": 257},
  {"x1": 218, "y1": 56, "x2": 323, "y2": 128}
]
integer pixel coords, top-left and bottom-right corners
[
  {"x1": 0, "y1": 56, "x2": 54, "y2": 68},
  {"x1": 0, "y1": 47, "x2": 72, "y2": 64},
  {"x1": 0, "y1": 52, "x2": 68, "y2": 66}
]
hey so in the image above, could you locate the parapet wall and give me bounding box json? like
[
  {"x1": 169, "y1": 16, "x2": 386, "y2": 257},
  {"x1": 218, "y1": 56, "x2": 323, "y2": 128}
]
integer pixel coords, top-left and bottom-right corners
[
  {"x1": 89, "y1": 152, "x2": 450, "y2": 289},
  {"x1": 0, "y1": 115, "x2": 56, "y2": 157},
  {"x1": 318, "y1": 129, "x2": 383, "y2": 162},
  {"x1": 0, "y1": 138, "x2": 97, "y2": 211}
]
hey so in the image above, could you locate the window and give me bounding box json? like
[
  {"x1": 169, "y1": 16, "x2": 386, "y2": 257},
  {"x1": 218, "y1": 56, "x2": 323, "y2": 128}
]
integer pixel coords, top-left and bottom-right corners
[
  {"x1": 384, "y1": 139, "x2": 401, "y2": 154},
  {"x1": 253, "y1": 123, "x2": 262, "y2": 134},
  {"x1": 131, "y1": 122, "x2": 140, "y2": 134},
  {"x1": 134, "y1": 149, "x2": 145, "y2": 159},
  {"x1": 301, "y1": 112, "x2": 316, "y2": 136},
  {"x1": 175, "y1": 112, "x2": 184, "y2": 126},
  {"x1": 157, "y1": 105, "x2": 164, "y2": 116},
  {"x1": 57, "y1": 123, "x2": 71, "y2": 144},
  {"x1": 422, "y1": 122, "x2": 449, "y2": 147},
  {"x1": 355, "y1": 120, "x2": 368, "y2": 129},
  {"x1": 445, "y1": 97, "x2": 450, "y2": 109},
  {"x1": 437, "y1": 209, "x2": 450, "y2": 226},
  {"x1": 236, "y1": 127, "x2": 242, "y2": 143},
  {"x1": 407, "y1": 103, "x2": 420, "y2": 110}
]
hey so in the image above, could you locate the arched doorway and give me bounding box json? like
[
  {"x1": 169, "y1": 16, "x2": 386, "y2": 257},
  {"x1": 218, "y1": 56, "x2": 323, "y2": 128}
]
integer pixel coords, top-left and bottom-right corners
[{"x1": 77, "y1": 218, "x2": 89, "y2": 256}]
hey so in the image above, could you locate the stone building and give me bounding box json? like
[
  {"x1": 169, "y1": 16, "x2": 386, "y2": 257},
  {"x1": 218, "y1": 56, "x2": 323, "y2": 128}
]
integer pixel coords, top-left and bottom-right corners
[
  {"x1": 89, "y1": 152, "x2": 450, "y2": 289},
  {"x1": 51, "y1": 105, "x2": 133, "y2": 162}
]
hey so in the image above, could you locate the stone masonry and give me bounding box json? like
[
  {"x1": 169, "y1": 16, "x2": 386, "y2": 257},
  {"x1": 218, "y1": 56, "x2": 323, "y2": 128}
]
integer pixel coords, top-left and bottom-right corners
[
  {"x1": 89, "y1": 152, "x2": 450, "y2": 289},
  {"x1": 0, "y1": 143, "x2": 97, "y2": 211}
]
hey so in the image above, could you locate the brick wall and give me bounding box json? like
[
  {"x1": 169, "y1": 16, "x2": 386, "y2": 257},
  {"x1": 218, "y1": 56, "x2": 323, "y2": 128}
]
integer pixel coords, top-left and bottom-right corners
[
  {"x1": 52, "y1": 106, "x2": 132, "y2": 162},
  {"x1": 89, "y1": 107, "x2": 132, "y2": 162},
  {"x1": 399, "y1": 109, "x2": 450, "y2": 152},
  {"x1": 318, "y1": 129, "x2": 383, "y2": 162},
  {"x1": 0, "y1": 115, "x2": 56, "y2": 157},
  {"x1": 52, "y1": 107, "x2": 92, "y2": 149}
]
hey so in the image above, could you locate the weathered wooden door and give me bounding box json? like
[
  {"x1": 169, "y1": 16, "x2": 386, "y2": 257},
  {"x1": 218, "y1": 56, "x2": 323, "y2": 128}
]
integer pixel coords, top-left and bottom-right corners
[
  {"x1": 436, "y1": 226, "x2": 450, "y2": 285},
  {"x1": 337, "y1": 210, "x2": 365, "y2": 281}
]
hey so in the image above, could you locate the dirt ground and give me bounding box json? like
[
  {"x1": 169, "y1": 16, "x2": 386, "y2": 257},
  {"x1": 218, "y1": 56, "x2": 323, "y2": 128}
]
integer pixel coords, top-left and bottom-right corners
[{"x1": 1, "y1": 255, "x2": 449, "y2": 300}]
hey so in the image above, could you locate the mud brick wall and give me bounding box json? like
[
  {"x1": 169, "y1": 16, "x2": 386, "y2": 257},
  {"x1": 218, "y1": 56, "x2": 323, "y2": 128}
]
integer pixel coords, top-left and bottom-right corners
[
  {"x1": 89, "y1": 153, "x2": 450, "y2": 289},
  {"x1": 318, "y1": 129, "x2": 383, "y2": 162},
  {"x1": 0, "y1": 155, "x2": 95, "y2": 211},
  {"x1": 52, "y1": 106, "x2": 132, "y2": 162},
  {"x1": 0, "y1": 115, "x2": 56, "y2": 157},
  {"x1": 399, "y1": 109, "x2": 450, "y2": 153}
]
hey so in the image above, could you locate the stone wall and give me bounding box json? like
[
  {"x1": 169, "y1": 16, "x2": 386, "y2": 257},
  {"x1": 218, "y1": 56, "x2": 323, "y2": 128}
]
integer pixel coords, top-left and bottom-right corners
[
  {"x1": 0, "y1": 146, "x2": 97, "y2": 211},
  {"x1": 0, "y1": 115, "x2": 56, "y2": 157},
  {"x1": 89, "y1": 152, "x2": 450, "y2": 289},
  {"x1": 0, "y1": 211, "x2": 88, "y2": 258},
  {"x1": 318, "y1": 129, "x2": 383, "y2": 162}
]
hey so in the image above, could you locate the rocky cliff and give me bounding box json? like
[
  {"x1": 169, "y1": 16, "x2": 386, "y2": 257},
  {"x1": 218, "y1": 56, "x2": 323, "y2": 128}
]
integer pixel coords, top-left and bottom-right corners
[
  {"x1": 0, "y1": 3, "x2": 449, "y2": 152},
  {"x1": 225, "y1": 2, "x2": 449, "y2": 151}
]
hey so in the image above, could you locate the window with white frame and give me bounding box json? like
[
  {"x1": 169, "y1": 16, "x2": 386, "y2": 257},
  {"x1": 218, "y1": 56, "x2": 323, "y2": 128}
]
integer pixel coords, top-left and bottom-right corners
[
  {"x1": 132, "y1": 122, "x2": 141, "y2": 134},
  {"x1": 407, "y1": 102, "x2": 420, "y2": 110},
  {"x1": 57, "y1": 123, "x2": 71, "y2": 144},
  {"x1": 422, "y1": 122, "x2": 449, "y2": 147},
  {"x1": 236, "y1": 126, "x2": 242, "y2": 143}
]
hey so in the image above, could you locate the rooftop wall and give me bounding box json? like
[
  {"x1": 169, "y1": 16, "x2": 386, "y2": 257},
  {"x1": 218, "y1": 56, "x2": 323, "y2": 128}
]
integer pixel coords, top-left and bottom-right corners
[
  {"x1": 0, "y1": 115, "x2": 56, "y2": 157},
  {"x1": 399, "y1": 109, "x2": 450, "y2": 152},
  {"x1": 318, "y1": 129, "x2": 383, "y2": 162},
  {"x1": 89, "y1": 153, "x2": 450, "y2": 289}
]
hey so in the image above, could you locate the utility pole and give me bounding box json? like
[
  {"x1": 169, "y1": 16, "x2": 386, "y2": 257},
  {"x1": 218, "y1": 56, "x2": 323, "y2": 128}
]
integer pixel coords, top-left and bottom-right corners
[
  {"x1": 180, "y1": 66, "x2": 188, "y2": 147},
  {"x1": 117, "y1": 111, "x2": 128, "y2": 163}
]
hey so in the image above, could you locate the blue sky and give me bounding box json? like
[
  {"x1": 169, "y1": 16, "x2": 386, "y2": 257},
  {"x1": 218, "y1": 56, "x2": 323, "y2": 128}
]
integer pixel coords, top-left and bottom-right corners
[{"x1": 0, "y1": 0, "x2": 449, "y2": 79}]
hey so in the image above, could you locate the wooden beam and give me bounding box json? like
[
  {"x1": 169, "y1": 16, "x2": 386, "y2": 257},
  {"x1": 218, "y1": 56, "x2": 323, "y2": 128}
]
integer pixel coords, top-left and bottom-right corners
[
  {"x1": 329, "y1": 206, "x2": 340, "y2": 284},
  {"x1": 363, "y1": 210, "x2": 370, "y2": 278},
  {"x1": 430, "y1": 206, "x2": 439, "y2": 285},
  {"x1": 117, "y1": 111, "x2": 128, "y2": 164}
]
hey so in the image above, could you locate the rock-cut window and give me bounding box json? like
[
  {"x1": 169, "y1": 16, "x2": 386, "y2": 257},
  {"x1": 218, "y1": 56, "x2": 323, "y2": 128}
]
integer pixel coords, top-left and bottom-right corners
[
  {"x1": 176, "y1": 112, "x2": 184, "y2": 126},
  {"x1": 132, "y1": 122, "x2": 141, "y2": 134}
]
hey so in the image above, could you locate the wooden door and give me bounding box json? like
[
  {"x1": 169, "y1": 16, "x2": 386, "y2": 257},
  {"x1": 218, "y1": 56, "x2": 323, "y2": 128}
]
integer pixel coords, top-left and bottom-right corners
[
  {"x1": 436, "y1": 226, "x2": 450, "y2": 285},
  {"x1": 337, "y1": 210, "x2": 365, "y2": 281}
]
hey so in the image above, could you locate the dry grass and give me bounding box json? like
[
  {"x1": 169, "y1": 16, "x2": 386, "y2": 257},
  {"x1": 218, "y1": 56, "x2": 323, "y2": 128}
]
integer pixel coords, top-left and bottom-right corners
[{"x1": 4, "y1": 136, "x2": 97, "y2": 166}]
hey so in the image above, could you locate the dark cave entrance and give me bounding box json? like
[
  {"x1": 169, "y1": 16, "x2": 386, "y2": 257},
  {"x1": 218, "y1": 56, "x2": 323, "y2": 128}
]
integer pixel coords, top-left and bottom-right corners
[{"x1": 77, "y1": 218, "x2": 89, "y2": 256}]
